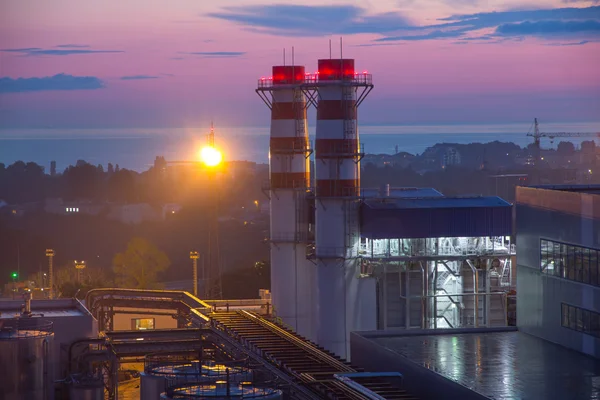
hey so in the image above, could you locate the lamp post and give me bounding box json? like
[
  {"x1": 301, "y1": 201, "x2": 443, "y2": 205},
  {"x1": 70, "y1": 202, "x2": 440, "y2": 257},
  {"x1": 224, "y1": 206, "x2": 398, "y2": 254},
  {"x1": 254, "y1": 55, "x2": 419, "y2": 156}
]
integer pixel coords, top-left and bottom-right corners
[
  {"x1": 74, "y1": 260, "x2": 86, "y2": 283},
  {"x1": 11, "y1": 272, "x2": 18, "y2": 300},
  {"x1": 190, "y1": 251, "x2": 200, "y2": 297},
  {"x1": 45, "y1": 249, "x2": 55, "y2": 299}
]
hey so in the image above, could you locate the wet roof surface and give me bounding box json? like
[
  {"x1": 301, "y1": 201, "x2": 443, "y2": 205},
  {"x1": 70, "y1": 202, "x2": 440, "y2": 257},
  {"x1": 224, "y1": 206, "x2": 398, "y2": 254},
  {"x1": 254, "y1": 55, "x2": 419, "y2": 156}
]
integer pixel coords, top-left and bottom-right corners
[
  {"x1": 363, "y1": 196, "x2": 511, "y2": 209},
  {"x1": 372, "y1": 331, "x2": 600, "y2": 400}
]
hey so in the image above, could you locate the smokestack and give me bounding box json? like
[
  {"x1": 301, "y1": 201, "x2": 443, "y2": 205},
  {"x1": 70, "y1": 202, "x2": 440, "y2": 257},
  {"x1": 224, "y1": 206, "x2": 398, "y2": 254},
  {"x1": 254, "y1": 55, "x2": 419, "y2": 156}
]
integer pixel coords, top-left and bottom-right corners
[{"x1": 256, "y1": 64, "x2": 315, "y2": 339}]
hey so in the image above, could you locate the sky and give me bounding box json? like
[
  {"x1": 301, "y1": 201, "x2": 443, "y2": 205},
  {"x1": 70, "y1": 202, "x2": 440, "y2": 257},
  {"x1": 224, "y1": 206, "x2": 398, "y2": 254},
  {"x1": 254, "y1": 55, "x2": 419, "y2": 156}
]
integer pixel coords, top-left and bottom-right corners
[{"x1": 0, "y1": 0, "x2": 599, "y2": 129}]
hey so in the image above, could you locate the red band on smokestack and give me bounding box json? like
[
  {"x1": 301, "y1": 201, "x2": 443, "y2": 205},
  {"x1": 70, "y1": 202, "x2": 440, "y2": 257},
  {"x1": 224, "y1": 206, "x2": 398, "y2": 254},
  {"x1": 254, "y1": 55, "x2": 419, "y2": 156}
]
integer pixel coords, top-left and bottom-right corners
[
  {"x1": 317, "y1": 59, "x2": 355, "y2": 81},
  {"x1": 272, "y1": 65, "x2": 306, "y2": 85},
  {"x1": 271, "y1": 102, "x2": 307, "y2": 120}
]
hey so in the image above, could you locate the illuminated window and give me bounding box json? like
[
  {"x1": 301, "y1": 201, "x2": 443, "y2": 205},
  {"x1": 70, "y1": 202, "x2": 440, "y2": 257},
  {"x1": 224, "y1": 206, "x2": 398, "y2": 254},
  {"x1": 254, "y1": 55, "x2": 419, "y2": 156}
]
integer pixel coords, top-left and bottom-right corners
[
  {"x1": 562, "y1": 303, "x2": 600, "y2": 338},
  {"x1": 131, "y1": 318, "x2": 155, "y2": 330},
  {"x1": 76, "y1": 208, "x2": 79, "y2": 212},
  {"x1": 540, "y1": 239, "x2": 600, "y2": 287}
]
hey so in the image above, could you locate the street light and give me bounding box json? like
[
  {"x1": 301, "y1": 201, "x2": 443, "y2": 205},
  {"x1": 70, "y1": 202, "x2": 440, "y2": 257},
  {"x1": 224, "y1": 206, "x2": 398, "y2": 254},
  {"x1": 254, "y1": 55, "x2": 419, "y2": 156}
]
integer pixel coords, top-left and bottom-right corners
[
  {"x1": 11, "y1": 272, "x2": 17, "y2": 300},
  {"x1": 45, "y1": 249, "x2": 55, "y2": 299},
  {"x1": 200, "y1": 146, "x2": 222, "y2": 167},
  {"x1": 190, "y1": 251, "x2": 200, "y2": 297},
  {"x1": 74, "y1": 260, "x2": 86, "y2": 283}
]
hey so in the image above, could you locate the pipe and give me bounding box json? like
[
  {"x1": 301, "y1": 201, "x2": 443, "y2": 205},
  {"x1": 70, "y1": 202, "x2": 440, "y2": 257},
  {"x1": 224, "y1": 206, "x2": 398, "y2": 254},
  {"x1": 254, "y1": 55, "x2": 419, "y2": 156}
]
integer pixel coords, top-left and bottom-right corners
[
  {"x1": 418, "y1": 262, "x2": 425, "y2": 329},
  {"x1": 466, "y1": 260, "x2": 479, "y2": 327}
]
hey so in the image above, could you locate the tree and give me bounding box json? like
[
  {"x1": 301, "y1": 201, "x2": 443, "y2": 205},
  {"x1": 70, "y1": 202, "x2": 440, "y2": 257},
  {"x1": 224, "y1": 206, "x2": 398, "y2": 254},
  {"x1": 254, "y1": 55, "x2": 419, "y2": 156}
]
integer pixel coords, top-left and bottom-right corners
[{"x1": 112, "y1": 237, "x2": 170, "y2": 289}]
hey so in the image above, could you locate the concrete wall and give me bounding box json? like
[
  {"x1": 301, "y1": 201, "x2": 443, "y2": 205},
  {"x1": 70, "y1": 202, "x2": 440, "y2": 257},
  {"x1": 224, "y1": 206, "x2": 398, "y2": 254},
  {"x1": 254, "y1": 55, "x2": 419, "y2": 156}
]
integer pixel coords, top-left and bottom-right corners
[
  {"x1": 350, "y1": 332, "x2": 488, "y2": 400},
  {"x1": 516, "y1": 187, "x2": 600, "y2": 358}
]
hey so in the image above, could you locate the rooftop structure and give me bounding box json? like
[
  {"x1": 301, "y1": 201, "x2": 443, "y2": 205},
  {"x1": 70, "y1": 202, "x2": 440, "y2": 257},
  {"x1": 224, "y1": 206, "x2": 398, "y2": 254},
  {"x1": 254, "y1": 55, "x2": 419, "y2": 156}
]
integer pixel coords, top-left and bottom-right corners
[{"x1": 351, "y1": 328, "x2": 600, "y2": 400}]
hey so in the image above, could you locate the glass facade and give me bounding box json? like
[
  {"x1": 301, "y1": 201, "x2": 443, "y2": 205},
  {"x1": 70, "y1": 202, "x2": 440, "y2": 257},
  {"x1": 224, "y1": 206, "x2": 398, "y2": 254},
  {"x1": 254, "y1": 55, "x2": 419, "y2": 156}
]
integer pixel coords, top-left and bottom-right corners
[
  {"x1": 561, "y1": 303, "x2": 600, "y2": 338},
  {"x1": 540, "y1": 239, "x2": 599, "y2": 286}
]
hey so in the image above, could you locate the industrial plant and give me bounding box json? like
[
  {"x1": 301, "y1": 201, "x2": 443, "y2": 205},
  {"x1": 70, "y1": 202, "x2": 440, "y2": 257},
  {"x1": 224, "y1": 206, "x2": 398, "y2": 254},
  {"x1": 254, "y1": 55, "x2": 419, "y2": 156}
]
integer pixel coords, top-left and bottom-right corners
[{"x1": 1, "y1": 53, "x2": 599, "y2": 400}]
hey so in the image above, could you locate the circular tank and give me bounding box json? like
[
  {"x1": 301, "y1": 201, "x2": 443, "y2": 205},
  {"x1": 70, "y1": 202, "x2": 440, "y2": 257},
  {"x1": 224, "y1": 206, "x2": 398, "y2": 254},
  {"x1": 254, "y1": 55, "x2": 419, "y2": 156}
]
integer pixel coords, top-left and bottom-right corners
[
  {"x1": 0, "y1": 318, "x2": 54, "y2": 400},
  {"x1": 142, "y1": 354, "x2": 252, "y2": 400},
  {"x1": 68, "y1": 374, "x2": 104, "y2": 400},
  {"x1": 160, "y1": 381, "x2": 283, "y2": 399}
]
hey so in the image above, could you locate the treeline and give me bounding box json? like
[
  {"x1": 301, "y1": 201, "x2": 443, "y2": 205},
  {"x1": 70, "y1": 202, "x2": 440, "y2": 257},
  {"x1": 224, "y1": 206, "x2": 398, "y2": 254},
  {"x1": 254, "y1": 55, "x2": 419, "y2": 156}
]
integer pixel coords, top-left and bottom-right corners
[{"x1": 0, "y1": 158, "x2": 267, "y2": 210}]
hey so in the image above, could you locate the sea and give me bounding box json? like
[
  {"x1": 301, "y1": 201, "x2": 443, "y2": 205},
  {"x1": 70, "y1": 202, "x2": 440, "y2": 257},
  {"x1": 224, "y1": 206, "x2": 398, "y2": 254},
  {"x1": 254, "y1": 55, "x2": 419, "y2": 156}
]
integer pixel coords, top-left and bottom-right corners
[{"x1": 1, "y1": 122, "x2": 599, "y2": 173}]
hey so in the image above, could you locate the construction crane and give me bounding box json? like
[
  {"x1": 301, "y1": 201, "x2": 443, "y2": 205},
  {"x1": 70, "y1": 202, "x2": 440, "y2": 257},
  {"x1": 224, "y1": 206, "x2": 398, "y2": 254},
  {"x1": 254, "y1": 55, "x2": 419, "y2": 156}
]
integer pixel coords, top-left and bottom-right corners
[{"x1": 527, "y1": 118, "x2": 599, "y2": 154}]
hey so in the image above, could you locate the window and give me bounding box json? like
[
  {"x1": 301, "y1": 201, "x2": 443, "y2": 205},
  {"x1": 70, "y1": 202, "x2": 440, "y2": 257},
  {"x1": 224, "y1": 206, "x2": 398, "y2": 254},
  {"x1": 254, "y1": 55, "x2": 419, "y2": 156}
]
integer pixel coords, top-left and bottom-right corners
[
  {"x1": 561, "y1": 303, "x2": 600, "y2": 338},
  {"x1": 131, "y1": 318, "x2": 155, "y2": 330},
  {"x1": 540, "y1": 239, "x2": 600, "y2": 287}
]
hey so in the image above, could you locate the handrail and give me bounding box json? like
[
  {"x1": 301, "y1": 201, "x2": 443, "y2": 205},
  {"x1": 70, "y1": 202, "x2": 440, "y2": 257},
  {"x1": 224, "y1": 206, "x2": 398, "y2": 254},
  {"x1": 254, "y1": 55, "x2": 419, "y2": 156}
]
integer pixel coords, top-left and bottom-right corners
[{"x1": 239, "y1": 310, "x2": 353, "y2": 373}]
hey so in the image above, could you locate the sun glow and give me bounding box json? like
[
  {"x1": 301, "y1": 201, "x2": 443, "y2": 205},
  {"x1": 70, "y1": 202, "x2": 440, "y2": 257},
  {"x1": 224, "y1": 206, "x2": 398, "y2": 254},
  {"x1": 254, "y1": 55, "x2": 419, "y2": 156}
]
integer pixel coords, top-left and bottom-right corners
[{"x1": 200, "y1": 146, "x2": 222, "y2": 167}]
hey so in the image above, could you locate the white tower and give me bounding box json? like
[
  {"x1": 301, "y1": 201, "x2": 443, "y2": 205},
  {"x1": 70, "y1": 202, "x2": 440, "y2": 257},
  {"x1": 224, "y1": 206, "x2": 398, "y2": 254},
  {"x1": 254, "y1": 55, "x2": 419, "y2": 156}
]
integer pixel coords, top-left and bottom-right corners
[
  {"x1": 256, "y1": 65, "x2": 317, "y2": 340},
  {"x1": 313, "y1": 58, "x2": 374, "y2": 359}
]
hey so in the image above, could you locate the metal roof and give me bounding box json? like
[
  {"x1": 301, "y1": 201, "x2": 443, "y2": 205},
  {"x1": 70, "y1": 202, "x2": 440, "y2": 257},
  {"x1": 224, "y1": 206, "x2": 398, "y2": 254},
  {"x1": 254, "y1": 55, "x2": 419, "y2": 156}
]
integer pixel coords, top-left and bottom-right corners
[
  {"x1": 361, "y1": 187, "x2": 444, "y2": 199},
  {"x1": 360, "y1": 196, "x2": 513, "y2": 239},
  {"x1": 364, "y1": 330, "x2": 600, "y2": 400},
  {"x1": 363, "y1": 196, "x2": 511, "y2": 209}
]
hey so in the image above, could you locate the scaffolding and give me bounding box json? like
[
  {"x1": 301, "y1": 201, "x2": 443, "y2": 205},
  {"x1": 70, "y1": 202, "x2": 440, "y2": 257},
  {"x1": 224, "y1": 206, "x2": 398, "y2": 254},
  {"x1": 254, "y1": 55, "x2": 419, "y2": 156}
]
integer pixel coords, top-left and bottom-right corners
[{"x1": 359, "y1": 236, "x2": 516, "y2": 330}]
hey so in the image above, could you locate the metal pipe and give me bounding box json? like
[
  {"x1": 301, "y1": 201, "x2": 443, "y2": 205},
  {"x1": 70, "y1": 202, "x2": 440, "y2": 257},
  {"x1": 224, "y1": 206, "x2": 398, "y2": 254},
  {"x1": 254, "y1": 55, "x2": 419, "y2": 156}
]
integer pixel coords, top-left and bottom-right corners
[
  {"x1": 466, "y1": 260, "x2": 479, "y2": 327},
  {"x1": 418, "y1": 261, "x2": 425, "y2": 329}
]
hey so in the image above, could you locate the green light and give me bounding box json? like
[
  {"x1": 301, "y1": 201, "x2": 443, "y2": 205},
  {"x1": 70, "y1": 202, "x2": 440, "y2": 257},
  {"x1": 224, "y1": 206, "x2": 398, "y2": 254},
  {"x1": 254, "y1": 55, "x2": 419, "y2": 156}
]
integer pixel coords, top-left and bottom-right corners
[{"x1": 11, "y1": 272, "x2": 17, "y2": 279}]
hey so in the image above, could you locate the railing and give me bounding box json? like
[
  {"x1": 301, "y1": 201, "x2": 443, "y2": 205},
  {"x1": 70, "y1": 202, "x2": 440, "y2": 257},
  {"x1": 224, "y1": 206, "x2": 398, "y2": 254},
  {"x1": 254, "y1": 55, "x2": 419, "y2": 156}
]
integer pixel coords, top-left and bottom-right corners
[
  {"x1": 257, "y1": 73, "x2": 373, "y2": 88},
  {"x1": 362, "y1": 239, "x2": 515, "y2": 259},
  {"x1": 0, "y1": 318, "x2": 54, "y2": 338},
  {"x1": 317, "y1": 142, "x2": 364, "y2": 158}
]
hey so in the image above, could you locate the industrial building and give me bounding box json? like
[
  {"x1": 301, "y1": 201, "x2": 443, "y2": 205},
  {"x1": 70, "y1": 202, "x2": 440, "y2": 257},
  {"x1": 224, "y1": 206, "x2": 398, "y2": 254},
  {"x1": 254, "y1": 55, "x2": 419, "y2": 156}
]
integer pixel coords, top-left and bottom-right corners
[
  {"x1": 349, "y1": 184, "x2": 600, "y2": 400},
  {"x1": 257, "y1": 57, "x2": 515, "y2": 359},
  {"x1": 516, "y1": 184, "x2": 600, "y2": 358}
]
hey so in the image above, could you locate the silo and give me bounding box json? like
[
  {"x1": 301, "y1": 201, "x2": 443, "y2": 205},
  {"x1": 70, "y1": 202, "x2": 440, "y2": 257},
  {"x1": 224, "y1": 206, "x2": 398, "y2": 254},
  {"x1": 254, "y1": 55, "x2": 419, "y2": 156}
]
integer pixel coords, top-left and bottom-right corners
[{"x1": 0, "y1": 318, "x2": 54, "y2": 400}]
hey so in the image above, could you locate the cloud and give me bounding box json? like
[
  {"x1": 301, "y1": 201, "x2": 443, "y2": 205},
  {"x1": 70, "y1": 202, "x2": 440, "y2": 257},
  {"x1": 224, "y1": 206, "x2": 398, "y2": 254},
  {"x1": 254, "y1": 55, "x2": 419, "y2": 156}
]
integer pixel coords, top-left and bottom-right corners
[
  {"x1": 377, "y1": 5, "x2": 600, "y2": 42},
  {"x1": 206, "y1": 5, "x2": 411, "y2": 36},
  {"x1": 496, "y1": 19, "x2": 600, "y2": 35},
  {"x1": 207, "y1": 3, "x2": 600, "y2": 45},
  {"x1": 562, "y1": 0, "x2": 600, "y2": 4},
  {"x1": 120, "y1": 75, "x2": 160, "y2": 80},
  {"x1": 1, "y1": 46, "x2": 123, "y2": 56},
  {"x1": 56, "y1": 44, "x2": 91, "y2": 48},
  {"x1": 180, "y1": 51, "x2": 246, "y2": 58},
  {"x1": 545, "y1": 39, "x2": 592, "y2": 45},
  {"x1": 377, "y1": 28, "x2": 470, "y2": 41},
  {"x1": 160, "y1": 73, "x2": 175, "y2": 77},
  {"x1": 0, "y1": 74, "x2": 105, "y2": 93}
]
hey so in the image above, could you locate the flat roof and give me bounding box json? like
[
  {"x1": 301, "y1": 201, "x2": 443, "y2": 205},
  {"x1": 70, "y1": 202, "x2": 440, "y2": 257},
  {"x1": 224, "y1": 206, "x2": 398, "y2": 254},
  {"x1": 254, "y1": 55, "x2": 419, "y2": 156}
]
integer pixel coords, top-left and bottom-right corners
[
  {"x1": 367, "y1": 330, "x2": 600, "y2": 400},
  {"x1": 361, "y1": 187, "x2": 444, "y2": 199},
  {"x1": 363, "y1": 196, "x2": 511, "y2": 209},
  {"x1": 530, "y1": 184, "x2": 600, "y2": 195},
  {"x1": 0, "y1": 299, "x2": 89, "y2": 319}
]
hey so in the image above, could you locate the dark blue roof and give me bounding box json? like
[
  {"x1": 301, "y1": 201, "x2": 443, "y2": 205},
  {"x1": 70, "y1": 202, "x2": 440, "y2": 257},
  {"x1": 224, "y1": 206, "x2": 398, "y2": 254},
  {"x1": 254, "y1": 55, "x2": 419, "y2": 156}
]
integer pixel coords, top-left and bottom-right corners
[
  {"x1": 361, "y1": 196, "x2": 512, "y2": 239},
  {"x1": 363, "y1": 196, "x2": 511, "y2": 210},
  {"x1": 361, "y1": 187, "x2": 444, "y2": 199}
]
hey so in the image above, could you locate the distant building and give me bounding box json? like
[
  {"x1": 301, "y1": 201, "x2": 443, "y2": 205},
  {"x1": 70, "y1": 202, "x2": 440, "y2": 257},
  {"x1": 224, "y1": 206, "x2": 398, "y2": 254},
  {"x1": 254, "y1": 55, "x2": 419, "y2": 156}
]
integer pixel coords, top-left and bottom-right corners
[
  {"x1": 44, "y1": 198, "x2": 104, "y2": 216},
  {"x1": 50, "y1": 161, "x2": 56, "y2": 176},
  {"x1": 107, "y1": 203, "x2": 161, "y2": 225},
  {"x1": 442, "y1": 147, "x2": 461, "y2": 168}
]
